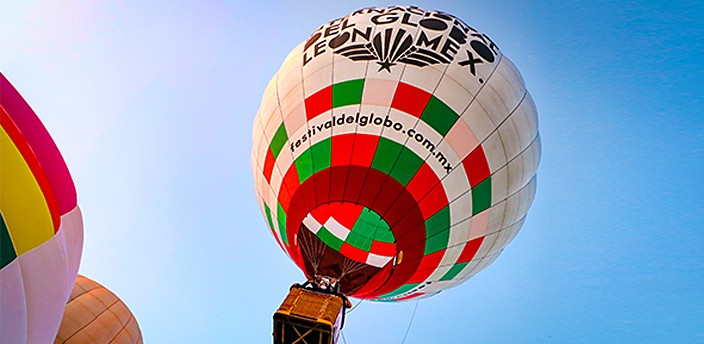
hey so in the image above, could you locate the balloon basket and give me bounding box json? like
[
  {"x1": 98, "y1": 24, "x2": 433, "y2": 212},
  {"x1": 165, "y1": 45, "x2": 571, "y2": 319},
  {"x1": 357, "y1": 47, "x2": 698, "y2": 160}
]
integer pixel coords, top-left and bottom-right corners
[{"x1": 273, "y1": 284, "x2": 346, "y2": 344}]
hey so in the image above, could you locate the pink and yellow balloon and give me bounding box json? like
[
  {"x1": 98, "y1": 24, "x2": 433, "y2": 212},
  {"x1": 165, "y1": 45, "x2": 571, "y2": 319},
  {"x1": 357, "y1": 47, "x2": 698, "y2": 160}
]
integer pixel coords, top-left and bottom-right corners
[{"x1": 1, "y1": 72, "x2": 84, "y2": 343}]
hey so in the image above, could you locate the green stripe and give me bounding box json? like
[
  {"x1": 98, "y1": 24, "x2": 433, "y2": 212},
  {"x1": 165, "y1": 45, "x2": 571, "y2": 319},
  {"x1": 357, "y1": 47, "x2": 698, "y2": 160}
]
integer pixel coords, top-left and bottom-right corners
[
  {"x1": 317, "y1": 226, "x2": 343, "y2": 251},
  {"x1": 352, "y1": 208, "x2": 391, "y2": 238},
  {"x1": 424, "y1": 206, "x2": 450, "y2": 254},
  {"x1": 380, "y1": 283, "x2": 419, "y2": 298},
  {"x1": 264, "y1": 203, "x2": 275, "y2": 232},
  {"x1": 371, "y1": 137, "x2": 423, "y2": 186},
  {"x1": 277, "y1": 202, "x2": 288, "y2": 245},
  {"x1": 346, "y1": 231, "x2": 372, "y2": 251},
  {"x1": 420, "y1": 96, "x2": 459, "y2": 136},
  {"x1": 471, "y1": 176, "x2": 492, "y2": 215},
  {"x1": 332, "y1": 79, "x2": 365, "y2": 108},
  {"x1": 294, "y1": 138, "x2": 332, "y2": 183},
  {"x1": 1, "y1": 212, "x2": 17, "y2": 268},
  {"x1": 270, "y1": 123, "x2": 289, "y2": 159},
  {"x1": 440, "y1": 262, "x2": 468, "y2": 281}
]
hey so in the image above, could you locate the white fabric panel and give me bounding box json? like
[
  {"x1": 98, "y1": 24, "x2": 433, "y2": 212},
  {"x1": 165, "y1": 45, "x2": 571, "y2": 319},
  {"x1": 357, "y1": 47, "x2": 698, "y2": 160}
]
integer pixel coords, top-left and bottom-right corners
[
  {"x1": 324, "y1": 218, "x2": 350, "y2": 241},
  {"x1": 433, "y1": 73, "x2": 474, "y2": 115},
  {"x1": 473, "y1": 231, "x2": 500, "y2": 263},
  {"x1": 0, "y1": 260, "x2": 27, "y2": 344},
  {"x1": 501, "y1": 177, "x2": 538, "y2": 229},
  {"x1": 332, "y1": 53, "x2": 367, "y2": 83},
  {"x1": 19, "y1": 230, "x2": 71, "y2": 344},
  {"x1": 60, "y1": 206, "x2": 84, "y2": 292},
  {"x1": 489, "y1": 58, "x2": 526, "y2": 116},
  {"x1": 482, "y1": 125, "x2": 508, "y2": 174},
  {"x1": 476, "y1": 68, "x2": 514, "y2": 127},
  {"x1": 302, "y1": 60, "x2": 333, "y2": 97},
  {"x1": 457, "y1": 99, "x2": 496, "y2": 144},
  {"x1": 400, "y1": 63, "x2": 445, "y2": 93}
]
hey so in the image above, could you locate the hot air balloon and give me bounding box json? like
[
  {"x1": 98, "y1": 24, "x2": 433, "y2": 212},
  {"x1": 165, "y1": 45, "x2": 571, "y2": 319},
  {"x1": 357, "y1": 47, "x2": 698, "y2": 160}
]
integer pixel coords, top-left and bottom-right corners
[
  {"x1": 253, "y1": 7, "x2": 539, "y2": 339},
  {"x1": 54, "y1": 275, "x2": 143, "y2": 344},
  {"x1": 0, "y1": 72, "x2": 84, "y2": 343}
]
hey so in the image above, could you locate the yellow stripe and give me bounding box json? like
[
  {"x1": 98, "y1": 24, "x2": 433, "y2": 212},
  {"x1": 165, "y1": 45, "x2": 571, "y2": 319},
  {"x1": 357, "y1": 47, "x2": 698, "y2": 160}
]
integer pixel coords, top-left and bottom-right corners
[{"x1": 0, "y1": 127, "x2": 54, "y2": 255}]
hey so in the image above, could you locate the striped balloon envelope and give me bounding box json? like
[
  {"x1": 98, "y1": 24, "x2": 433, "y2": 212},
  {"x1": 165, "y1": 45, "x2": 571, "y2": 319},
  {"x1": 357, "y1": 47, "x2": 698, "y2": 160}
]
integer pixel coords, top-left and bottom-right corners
[
  {"x1": 55, "y1": 275, "x2": 143, "y2": 344},
  {"x1": 252, "y1": 6, "x2": 540, "y2": 301},
  {"x1": 1, "y1": 72, "x2": 84, "y2": 343}
]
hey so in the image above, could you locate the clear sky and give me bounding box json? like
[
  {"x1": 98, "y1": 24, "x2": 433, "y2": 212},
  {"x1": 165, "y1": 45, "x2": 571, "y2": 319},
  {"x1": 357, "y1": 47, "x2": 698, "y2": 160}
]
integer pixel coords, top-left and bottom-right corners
[{"x1": 2, "y1": 1, "x2": 703, "y2": 343}]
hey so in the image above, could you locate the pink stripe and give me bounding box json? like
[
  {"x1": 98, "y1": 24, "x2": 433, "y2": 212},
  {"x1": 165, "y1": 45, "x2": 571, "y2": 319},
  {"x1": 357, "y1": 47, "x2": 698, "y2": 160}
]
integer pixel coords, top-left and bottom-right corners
[{"x1": 0, "y1": 73, "x2": 76, "y2": 214}]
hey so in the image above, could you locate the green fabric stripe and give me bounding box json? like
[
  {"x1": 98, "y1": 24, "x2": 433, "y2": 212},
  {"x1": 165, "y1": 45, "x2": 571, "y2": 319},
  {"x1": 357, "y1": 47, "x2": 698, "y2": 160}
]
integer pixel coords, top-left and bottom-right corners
[
  {"x1": 317, "y1": 226, "x2": 344, "y2": 251},
  {"x1": 311, "y1": 138, "x2": 331, "y2": 175},
  {"x1": 264, "y1": 203, "x2": 275, "y2": 232},
  {"x1": 0, "y1": 212, "x2": 17, "y2": 268},
  {"x1": 294, "y1": 138, "x2": 332, "y2": 183},
  {"x1": 277, "y1": 202, "x2": 288, "y2": 245},
  {"x1": 270, "y1": 123, "x2": 289, "y2": 159},
  {"x1": 471, "y1": 176, "x2": 492, "y2": 215},
  {"x1": 346, "y1": 231, "x2": 372, "y2": 251},
  {"x1": 424, "y1": 206, "x2": 450, "y2": 254},
  {"x1": 440, "y1": 262, "x2": 468, "y2": 281},
  {"x1": 371, "y1": 137, "x2": 423, "y2": 186},
  {"x1": 294, "y1": 148, "x2": 313, "y2": 183},
  {"x1": 420, "y1": 96, "x2": 459, "y2": 136},
  {"x1": 332, "y1": 79, "x2": 365, "y2": 108},
  {"x1": 346, "y1": 208, "x2": 394, "y2": 251},
  {"x1": 352, "y1": 208, "x2": 388, "y2": 237},
  {"x1": 376, "y1": 229, "x2": 395, "y2": 243},
  {"x1": 380, "y1": 283, "x2": 419, "y2": 298}
]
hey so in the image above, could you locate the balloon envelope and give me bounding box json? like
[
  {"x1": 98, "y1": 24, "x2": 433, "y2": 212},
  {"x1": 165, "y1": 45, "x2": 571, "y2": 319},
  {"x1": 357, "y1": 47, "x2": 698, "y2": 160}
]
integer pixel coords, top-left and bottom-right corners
[
  {"x1": 54, "y1": 275, "x2": 143, "y2": 344},
  {"x1": 252, "y1": 6, "x2": 540, "y2": 301},
  {"x1": 0, "y1": 72, "x2": 83, "y2": 342}
]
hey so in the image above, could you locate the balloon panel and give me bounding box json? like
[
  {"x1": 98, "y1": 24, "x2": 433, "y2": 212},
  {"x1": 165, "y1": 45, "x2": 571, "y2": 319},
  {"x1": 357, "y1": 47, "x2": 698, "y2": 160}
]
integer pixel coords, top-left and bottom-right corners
[
  {"x1": 55, "y1": 275, "x2": 143, "y2": 344},
  {"x1": 252, "y1": 6, "x2": 540, "y2": 301}
]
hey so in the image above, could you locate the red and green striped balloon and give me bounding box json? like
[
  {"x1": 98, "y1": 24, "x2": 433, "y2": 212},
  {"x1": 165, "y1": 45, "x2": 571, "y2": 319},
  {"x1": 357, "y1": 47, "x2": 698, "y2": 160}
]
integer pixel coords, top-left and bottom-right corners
[{"x1": 252, "y1": 6, "x2": 540, "y2": 301}]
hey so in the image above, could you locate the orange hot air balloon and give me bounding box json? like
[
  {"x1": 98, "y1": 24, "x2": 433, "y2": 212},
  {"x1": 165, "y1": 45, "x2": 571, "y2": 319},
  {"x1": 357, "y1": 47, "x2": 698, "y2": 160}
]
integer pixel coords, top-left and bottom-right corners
[{"x1": 54, "y1": 275, "x2": 143, "y2": 344}]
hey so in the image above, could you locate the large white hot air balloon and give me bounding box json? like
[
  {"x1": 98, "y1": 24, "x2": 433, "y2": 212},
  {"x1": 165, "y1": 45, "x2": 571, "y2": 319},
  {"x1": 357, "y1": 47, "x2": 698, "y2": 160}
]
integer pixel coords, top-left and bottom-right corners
[{"x1": 252, "y1": 6, "x2": 540, "y2": 301}]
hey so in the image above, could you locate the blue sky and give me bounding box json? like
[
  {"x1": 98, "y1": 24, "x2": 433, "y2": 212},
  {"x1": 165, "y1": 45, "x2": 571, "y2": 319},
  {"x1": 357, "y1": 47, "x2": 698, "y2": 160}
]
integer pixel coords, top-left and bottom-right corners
[{"x1": 2, "y1": 1, "x2": 702, "y2": 343}]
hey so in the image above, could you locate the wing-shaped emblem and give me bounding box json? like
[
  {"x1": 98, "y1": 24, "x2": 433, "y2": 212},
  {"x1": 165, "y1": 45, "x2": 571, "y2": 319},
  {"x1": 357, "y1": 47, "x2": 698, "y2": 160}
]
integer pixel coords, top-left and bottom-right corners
[{"x1": 333, "y1": 28, "x2": 449, "y2": 72}]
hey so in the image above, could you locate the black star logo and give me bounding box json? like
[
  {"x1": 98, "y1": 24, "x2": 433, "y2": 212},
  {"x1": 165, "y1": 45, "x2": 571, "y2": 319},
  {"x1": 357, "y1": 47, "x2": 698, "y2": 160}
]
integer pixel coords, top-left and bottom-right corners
[{"x1": 377, "y1": 60, "x2": 396, "y2": 72}]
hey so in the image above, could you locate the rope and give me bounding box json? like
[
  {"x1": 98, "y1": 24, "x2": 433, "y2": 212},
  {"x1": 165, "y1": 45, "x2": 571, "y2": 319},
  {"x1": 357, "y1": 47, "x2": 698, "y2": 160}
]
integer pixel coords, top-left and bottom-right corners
[
  {"x1": 347, "y1": 299, "x2": 364, "y2": 314},
  {"x1": 341, "y1": 330, "x2": 349, "y2": 344},
  {"x1": 400, "y1": 300, "x2": 420, "y2": 344}
]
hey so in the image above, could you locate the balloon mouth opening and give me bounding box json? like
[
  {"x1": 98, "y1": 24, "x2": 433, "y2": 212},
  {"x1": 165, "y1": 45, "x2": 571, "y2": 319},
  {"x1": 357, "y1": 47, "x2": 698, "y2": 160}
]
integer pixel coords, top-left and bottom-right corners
[{"x1": 296, "y1": 201, "x2": 398, "y2": 295}]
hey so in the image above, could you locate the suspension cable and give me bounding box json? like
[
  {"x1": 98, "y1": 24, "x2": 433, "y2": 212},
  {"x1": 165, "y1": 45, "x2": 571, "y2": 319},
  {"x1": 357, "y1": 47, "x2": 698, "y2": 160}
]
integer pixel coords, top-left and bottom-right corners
[{"x1": 400, "y1": 300, "x2": 420, "y2": 344}]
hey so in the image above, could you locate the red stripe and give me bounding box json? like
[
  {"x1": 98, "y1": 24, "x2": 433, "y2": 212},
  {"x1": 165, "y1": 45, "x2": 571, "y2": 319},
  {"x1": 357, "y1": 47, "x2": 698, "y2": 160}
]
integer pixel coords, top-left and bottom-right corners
[
  {"x1": 263, "y1": 148, "x2": 275, "y2": 183},
  {"x1": 331, "y1": 134, "x2": 355, "y2": 167},
  {"x1": 397, "y1": 292, "x2": 424, "y2": 301},
  {"x1": 407, "y1": 249, "x2": 445, "y2": 283},
  {"x1": 0, "y1": 73, "x2": 77, "y2": 214},
  {"x1": 417, "y1": 183, "x2": 449, "y2": 220},
  {"x1": 330, "y1": 202, "x2": 364, "y2": 229},
  {"x1": 277, "y1": 164, "x2": 300, "y2": 210},
  {"x1": 462, "y1": 145, "x2": 491, "y2": 187},
  {"x1": 349, "y1": 133, "x2": 379, "y2": 167},
  {"x1": 391, "y1": 82, "x2": 431, "y2": 118},
  {"x1": 406, "y1": 163, "x2": 448, "y2": 219},
  {"x1": 370, "y1": 241, "x2": 396, "y2": 256},
  {"x1": 340, "y1": 242, "x2": 369, "y2": 263},
  {"x1": 1, "y1": 107, "x2": 61, "y2": 232},
  {"x1": 456, "y1": 236, "x2": 485, "y2": 263},
  {"x1": 304, "y1": 86, "x2": 332, "y2": 120}
]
